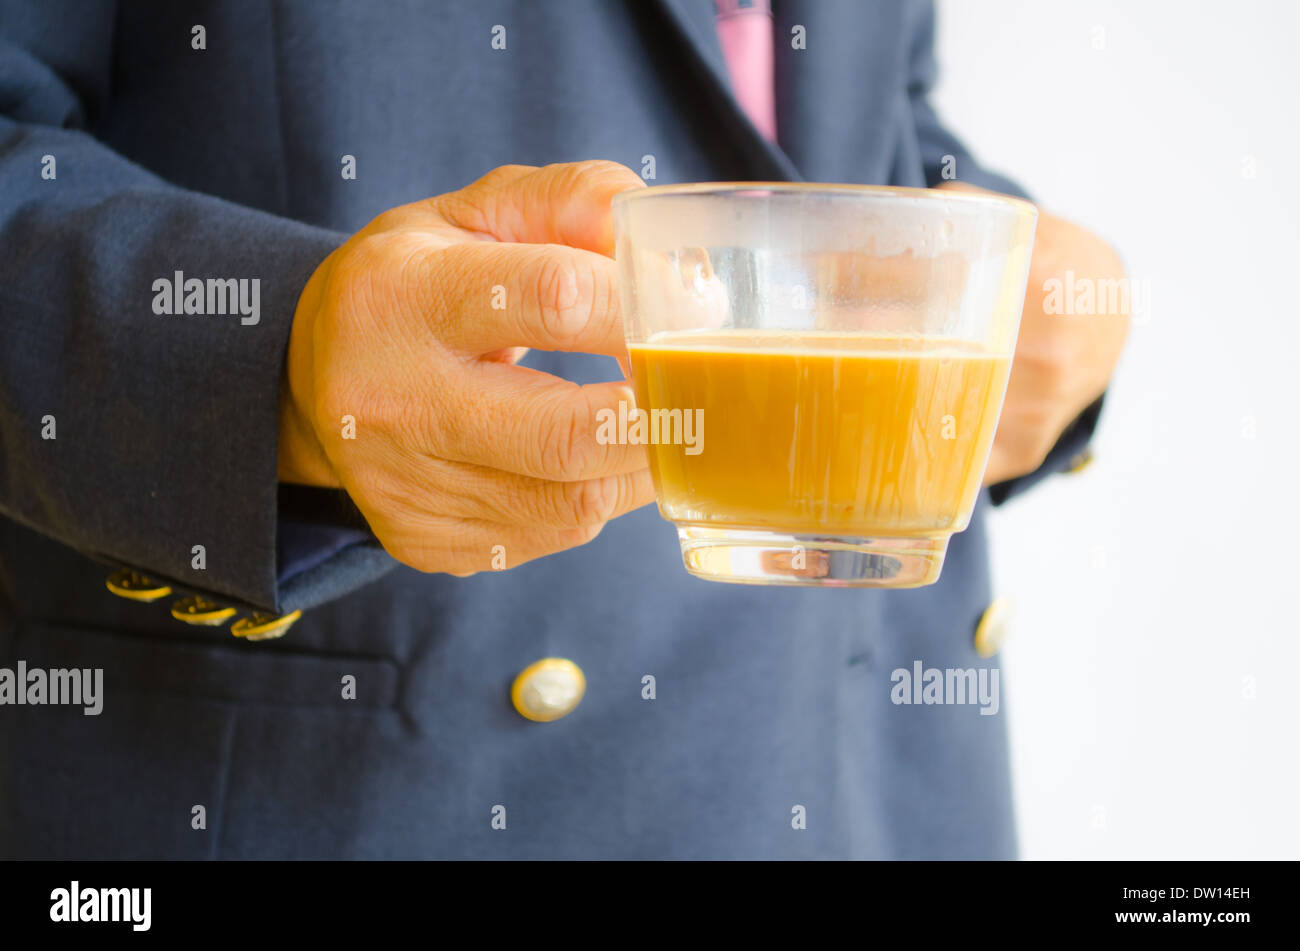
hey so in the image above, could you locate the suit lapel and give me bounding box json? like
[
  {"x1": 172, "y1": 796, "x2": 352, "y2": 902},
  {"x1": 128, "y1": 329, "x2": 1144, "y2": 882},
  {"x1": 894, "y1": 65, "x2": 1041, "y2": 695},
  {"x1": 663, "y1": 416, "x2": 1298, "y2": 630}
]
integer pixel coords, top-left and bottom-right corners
[
  {"x1": 651, "y1": 0, "x2": 803, "y2": 181},
  {"x1": 772, "y1": 0, "x2": 910, "y2": 184}
]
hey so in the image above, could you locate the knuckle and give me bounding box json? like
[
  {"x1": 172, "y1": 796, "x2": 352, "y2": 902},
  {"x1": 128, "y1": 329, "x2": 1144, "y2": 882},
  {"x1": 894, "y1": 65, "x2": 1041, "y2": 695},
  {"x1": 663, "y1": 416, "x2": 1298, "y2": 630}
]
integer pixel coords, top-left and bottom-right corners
[
  {"x1": 561, "y1": 476, "x2": 618, "y2": 526},
  {"x1": 474, "y1": 164, "x2": 535, "y2": 190},
  {"x1": 490, "y1": 163, "x2": 535, "y2": 181},
  {"x1": 566, "y1": 159, "x2": 641, "y2": 189},
  {"x1": 558, "y1": 522, "x2": 605, "y2": 550},
  {"x1": 441, "y1": 165, "x2": 538, "y2": 230},
  {"x1": 370, "y1": 231, "x2": 427, "y2": 281},
  {"x1": 537, "y1": 389, "x2": 599, "y2": 479},
  {"x1": 366, "y1": 208, "x2": 400, "y2": 232},
  {"x1": 432, "y1": 188, "x2": 489, "y2": 233},
  {"x1": 337, "y1": 233, "x2": 420, "y2": 309},
  {"x1": 367, "y1": 205, "x2": 418, "y2": 233},
  {"x1": 534, "y1": 161, "x2": 642, "y2": 220},
  {"x1": 531, "y1": 251, "x2": 589, "y2": 343},
  {"x1": 511, "y1": 521, "x2": 604, "y2": 564},
  {"x1": 353, "y1": 229, "x2": 408, "y2": 267}
]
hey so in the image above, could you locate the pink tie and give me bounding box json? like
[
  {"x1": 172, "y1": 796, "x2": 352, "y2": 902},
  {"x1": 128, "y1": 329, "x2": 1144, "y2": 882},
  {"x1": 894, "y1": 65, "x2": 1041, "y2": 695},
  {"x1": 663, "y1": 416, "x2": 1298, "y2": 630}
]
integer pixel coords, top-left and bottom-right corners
[{"x1": 714, "y1": 0, "x2": 778, "y2": 142}]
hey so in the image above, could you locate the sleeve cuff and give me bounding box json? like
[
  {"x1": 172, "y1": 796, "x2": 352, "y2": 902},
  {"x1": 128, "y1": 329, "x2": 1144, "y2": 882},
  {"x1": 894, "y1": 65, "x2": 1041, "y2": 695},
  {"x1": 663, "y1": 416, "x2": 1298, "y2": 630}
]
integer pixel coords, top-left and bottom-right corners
[{"x1": 274, "y1": 485, "x2": 395, "y2": 612}]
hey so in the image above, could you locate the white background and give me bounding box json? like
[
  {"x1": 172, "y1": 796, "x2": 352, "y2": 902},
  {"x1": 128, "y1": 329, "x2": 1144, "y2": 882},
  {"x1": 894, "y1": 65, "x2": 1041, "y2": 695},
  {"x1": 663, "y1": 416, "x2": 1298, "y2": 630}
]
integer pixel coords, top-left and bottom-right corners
[{"x1": 935, "y1": 0, "x2": 1300, "y2": 859}]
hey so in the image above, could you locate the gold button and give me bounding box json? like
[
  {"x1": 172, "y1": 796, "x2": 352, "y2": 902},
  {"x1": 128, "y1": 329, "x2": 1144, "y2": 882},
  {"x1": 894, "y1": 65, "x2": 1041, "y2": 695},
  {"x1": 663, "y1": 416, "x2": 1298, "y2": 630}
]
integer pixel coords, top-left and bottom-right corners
[
  {"x1": 511, "y1": 658, "x2": 586, "y2": 722},
  {"x1": 1066, "y1": 448, "x2": 1095, "y2": 474},
  {"x1": 170, "y1": 596, "x2": 237, "y2": 626},
  {"x1": 230, "y1": 610, "x2": 302, "y2": 641},
  {"x1": 974, "y1": 597, "x2": 1013, "y2": 658},
  {"x1": 105, "y1": 569, "x2": 172, "y2": 602}
]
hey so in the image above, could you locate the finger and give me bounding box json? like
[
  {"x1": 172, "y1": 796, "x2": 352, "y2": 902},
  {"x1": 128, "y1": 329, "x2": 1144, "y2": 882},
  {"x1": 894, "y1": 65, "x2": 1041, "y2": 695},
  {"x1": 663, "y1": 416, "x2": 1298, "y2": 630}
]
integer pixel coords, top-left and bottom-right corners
[
  {"x1": 420, "y1": 458, "x2": 655, "y2": 528},
  {"x1": 429, "y1": 369, "x2": 649, "y2": 481},
  {"x1": 432, "y1": 241, "x2": 626, "y2": 356},
  {"x1": 629, "y1": 245, "x2": 731, "y2": 336},
  {"x1": 377, "y1": 513, "x2": 609, "y2": 576},
  {"x1": 453, "y1": 519, "x2": 608, "y2": 574},
  {"x1": 439, "y1": 160, "x2": 645, "y2": 256}
]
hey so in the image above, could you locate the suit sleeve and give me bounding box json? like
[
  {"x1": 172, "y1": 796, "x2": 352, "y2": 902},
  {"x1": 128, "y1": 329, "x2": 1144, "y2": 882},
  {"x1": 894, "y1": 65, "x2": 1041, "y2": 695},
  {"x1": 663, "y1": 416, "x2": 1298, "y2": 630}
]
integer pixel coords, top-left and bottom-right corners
[
  {"x1": 0, "y1": 7, "x2": 393, "y2": 613},
  {"x1": 905, "y1": 0, "x2": 1105, "y2": 505}
]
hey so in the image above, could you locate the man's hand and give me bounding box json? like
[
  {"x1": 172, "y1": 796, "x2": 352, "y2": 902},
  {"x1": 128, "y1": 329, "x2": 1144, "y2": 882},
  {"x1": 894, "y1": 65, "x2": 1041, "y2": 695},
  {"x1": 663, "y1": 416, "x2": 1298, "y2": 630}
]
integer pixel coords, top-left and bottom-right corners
[
  {"x1": 939, "y1": 182, "x2": 1130, "y2": 485},
  {"x1": 277, "y1": 161, "x2": 655, "y2": 576}
]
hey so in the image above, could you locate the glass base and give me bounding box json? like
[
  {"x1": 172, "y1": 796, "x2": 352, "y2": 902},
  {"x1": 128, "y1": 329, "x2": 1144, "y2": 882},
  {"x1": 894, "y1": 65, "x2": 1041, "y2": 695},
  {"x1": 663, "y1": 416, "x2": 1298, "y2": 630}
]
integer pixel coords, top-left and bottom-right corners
[{"x1": 677, "y1": 526, "x2": 948, "y2": 588}]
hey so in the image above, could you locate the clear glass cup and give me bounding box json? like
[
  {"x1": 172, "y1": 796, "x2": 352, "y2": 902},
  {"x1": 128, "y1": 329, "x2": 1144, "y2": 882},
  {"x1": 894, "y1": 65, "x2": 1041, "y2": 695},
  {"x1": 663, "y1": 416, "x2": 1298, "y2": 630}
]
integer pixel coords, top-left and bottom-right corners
[{"x1": 612, "y1": 183, "x2": 1037, "y2": 587}]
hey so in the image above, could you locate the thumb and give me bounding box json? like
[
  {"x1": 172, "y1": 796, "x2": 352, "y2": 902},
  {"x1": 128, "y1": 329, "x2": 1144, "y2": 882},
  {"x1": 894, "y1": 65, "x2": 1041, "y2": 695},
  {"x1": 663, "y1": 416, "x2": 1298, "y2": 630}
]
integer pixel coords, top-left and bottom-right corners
[{"x1": 441, "y1": 160, "x2": 646, "y2": 256}]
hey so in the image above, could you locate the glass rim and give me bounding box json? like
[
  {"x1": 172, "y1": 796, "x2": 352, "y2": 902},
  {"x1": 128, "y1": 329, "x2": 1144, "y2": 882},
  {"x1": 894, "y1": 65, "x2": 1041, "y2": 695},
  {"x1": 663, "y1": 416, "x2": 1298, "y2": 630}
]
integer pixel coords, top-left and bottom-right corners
[{"x1": 612, "y1": 180, "x2": 1037, "y2": 217}]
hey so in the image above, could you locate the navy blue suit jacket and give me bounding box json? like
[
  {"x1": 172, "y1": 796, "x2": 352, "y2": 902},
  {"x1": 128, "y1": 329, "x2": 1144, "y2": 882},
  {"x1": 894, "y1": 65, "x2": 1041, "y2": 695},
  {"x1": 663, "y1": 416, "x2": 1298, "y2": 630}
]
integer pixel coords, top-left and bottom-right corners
[{"x1": 0, "y1": 0, "x2": 1097, "y2": 858}]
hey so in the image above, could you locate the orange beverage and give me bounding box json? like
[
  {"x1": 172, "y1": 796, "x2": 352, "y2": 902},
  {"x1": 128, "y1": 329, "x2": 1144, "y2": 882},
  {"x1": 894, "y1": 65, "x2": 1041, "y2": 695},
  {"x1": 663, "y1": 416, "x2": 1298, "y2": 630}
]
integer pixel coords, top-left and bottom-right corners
[
  {"x1": 613, "y1": 181, "x2": 1035, "y2": 585},
  {"x1": 628, "y1": 331, "x2": 1011, "y2": 538}
]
